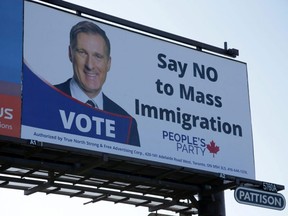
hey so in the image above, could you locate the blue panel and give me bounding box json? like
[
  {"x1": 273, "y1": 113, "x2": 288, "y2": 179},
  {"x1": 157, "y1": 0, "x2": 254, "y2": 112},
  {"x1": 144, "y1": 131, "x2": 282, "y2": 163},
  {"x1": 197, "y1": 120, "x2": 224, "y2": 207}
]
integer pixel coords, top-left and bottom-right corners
[
  {"x1": 22, "y1": 63, "x2": 132, "y2": 144},
  {"x1": 0, "y1": 0, "x2": 23, "y2": 83}
]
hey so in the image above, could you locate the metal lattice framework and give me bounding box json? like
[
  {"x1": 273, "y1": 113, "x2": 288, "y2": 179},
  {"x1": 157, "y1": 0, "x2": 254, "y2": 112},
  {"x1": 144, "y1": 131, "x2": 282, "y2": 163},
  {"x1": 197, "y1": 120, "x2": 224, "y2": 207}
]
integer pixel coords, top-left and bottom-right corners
[{"x1": 0, "y1": 136, "x2": 284, "y2": 215}]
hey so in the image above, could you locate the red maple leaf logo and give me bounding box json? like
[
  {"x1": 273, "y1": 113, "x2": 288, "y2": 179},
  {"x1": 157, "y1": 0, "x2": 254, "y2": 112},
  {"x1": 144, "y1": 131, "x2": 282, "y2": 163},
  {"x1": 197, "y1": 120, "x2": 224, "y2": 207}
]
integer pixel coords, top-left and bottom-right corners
[{"x1": 207, "y1": 140, "x2": 220, "y2": 157}]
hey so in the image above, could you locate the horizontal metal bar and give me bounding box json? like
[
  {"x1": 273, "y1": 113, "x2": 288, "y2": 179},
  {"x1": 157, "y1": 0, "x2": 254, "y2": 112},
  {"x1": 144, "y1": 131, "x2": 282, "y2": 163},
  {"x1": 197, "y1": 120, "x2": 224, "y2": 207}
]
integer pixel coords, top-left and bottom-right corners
[
  {"x1": 38, "y1": 0, "x2": 238, "y2": 57},
  {"x1": 24, "y1": 182, "x2": 52, "y2": 195},
  {"x1": 149, "y1": 200, "x2": 182, "y2": 212}
]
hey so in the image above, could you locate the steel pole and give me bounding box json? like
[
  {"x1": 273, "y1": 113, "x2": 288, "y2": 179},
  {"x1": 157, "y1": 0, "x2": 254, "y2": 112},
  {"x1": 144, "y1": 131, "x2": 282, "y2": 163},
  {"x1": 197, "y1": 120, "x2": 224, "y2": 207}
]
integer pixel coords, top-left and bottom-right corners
[{"x1": 198, "y1": 191, "x2": 225, "y2": 216}]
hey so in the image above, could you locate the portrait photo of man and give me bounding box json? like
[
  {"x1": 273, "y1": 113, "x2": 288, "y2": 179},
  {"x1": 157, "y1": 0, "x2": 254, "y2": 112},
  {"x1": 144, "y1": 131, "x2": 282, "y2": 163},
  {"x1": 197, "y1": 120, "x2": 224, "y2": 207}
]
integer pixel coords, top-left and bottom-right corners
[{"x1": 55, "y1": 21, "x2": 140, "y2": 146}]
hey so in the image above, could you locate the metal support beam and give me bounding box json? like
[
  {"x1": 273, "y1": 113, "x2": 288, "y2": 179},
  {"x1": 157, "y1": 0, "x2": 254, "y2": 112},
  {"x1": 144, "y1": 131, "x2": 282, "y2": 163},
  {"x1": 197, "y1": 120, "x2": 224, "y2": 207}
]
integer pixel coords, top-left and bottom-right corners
[
  {"x1": 114, "y1": 197, "x2": 129, "y2": 204},
  {"x1": 198, "y1": 191, "x2": 225, "y2": 216},
  {"x1": 84, "y1": 194, "x2": 109, "y2": 205},
  {"x1": 70, "y1": 190, "x2": 84, "y2": 198},
  {"x1": 149, "y1": 200, "x2": 180, "y2": 212},
  {"x1": 24, "y1": 182, "x2": 52, "y2": 195},
  {"x1": 135, "y1": 200, "x2": 151, "y2": 207},
  {"x1": 180, "y1": 213, "x2": 192, "y2": 216},
  {"x1": 40, "y1": 0, "x2": 239, "y2": 58},
  {"x1": 148, "y1": 213, "x2": 174, "y2": 216}
]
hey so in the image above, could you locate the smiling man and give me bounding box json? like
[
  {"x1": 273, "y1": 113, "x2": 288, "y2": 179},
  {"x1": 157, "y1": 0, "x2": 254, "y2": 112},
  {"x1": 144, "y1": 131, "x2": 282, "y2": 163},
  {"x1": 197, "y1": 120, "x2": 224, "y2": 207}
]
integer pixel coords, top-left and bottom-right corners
[{"x1": 55, "y1": 21, "x2": 140, "y2": 146}]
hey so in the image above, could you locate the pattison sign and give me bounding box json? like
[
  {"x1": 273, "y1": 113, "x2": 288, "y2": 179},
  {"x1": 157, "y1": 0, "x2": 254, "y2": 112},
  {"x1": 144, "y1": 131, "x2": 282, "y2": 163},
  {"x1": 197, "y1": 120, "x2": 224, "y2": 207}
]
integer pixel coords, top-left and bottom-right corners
[{"x1": 235, "y1": 187, "x2": 286, "y2": 210}]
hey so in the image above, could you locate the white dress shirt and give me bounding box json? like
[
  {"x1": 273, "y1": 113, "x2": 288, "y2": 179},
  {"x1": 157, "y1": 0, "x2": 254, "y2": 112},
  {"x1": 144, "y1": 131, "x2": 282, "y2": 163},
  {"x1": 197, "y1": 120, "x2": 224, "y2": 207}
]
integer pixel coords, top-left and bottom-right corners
[{"x1": 70, "y1": 78, "x2": 103, "y2": 109}]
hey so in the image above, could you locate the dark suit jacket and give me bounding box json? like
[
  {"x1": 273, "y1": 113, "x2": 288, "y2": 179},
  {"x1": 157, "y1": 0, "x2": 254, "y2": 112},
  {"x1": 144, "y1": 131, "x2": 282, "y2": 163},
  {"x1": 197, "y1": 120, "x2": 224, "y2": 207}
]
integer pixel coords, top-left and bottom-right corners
[{"x1": 55, "y1": 79, "x2": 140, "y2": 146}]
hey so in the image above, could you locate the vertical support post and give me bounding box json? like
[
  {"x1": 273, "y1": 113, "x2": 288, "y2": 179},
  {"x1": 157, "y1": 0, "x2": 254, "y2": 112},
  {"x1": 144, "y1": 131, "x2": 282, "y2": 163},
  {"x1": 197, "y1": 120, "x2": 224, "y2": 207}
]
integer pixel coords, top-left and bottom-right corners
[{"x1": 198, "y1": 191, "x2": 225, "y2": 216}]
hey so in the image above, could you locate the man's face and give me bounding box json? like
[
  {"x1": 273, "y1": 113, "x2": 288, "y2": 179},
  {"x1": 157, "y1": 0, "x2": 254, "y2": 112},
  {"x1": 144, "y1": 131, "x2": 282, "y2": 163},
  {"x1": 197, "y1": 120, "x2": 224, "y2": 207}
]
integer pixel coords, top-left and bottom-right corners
[{"x1": 69, "y1": 32, "x2": 111, "y2": 98}]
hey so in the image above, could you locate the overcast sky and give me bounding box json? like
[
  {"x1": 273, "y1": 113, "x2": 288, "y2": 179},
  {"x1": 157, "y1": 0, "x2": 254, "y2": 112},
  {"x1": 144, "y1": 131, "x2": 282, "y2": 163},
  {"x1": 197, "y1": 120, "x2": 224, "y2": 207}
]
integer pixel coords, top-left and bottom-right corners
[{"x1": 1, "y1": 0, "x2": 287, "y2": 215}]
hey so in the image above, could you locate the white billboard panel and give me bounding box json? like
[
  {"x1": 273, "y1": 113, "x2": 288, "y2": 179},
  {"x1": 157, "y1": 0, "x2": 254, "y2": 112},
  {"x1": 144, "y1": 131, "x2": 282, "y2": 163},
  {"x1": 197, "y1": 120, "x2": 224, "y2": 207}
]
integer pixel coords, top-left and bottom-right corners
[{"x1": 22, "y1": 1, "x2": 255, "y2": 179}]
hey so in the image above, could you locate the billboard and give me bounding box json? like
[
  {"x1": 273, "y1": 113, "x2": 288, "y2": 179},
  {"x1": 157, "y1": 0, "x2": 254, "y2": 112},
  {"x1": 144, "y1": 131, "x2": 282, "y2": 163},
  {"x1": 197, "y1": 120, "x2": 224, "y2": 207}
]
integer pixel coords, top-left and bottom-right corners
[
  {"x1": 22, "y1": 1, "x2": 255, "y2": 179},
  {"x1": 0, "y1": 0, "x2": 22, "y2": 138}
]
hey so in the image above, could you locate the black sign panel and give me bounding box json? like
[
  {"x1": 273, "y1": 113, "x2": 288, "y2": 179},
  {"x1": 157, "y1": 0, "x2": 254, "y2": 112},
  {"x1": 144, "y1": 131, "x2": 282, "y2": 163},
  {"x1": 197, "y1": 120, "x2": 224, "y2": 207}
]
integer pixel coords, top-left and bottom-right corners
[{"x1": 234, "y1": 187, "x2": 286, "y2": 211}]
